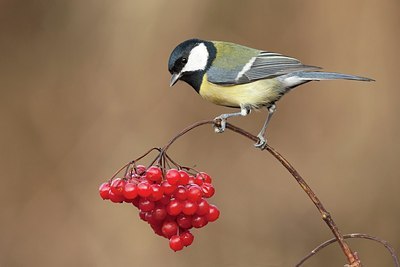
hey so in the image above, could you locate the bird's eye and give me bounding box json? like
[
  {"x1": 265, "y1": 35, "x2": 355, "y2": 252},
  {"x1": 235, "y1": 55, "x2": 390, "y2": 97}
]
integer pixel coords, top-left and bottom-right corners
[{"x1": 181, "y1": 57, "x2": 187, "y2": 63}]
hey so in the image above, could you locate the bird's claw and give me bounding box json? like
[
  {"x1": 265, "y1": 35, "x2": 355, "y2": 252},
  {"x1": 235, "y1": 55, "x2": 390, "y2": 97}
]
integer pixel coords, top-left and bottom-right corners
[
  {"x1": 254, "y1": 135, "x2": 267, "y2": 150},
  {"x1": 213, "y1": 116, "x2": 226, "y2": 133}
]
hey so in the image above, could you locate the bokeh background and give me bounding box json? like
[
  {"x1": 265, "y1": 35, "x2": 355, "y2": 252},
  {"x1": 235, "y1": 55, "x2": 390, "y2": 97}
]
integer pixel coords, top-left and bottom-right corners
[{"x1": 1, "y1": 1, "x2": 399, "y2": 266}]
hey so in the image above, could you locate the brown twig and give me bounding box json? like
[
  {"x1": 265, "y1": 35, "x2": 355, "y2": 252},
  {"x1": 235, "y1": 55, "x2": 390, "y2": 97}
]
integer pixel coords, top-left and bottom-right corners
[
  {"x1": 161, "y1": 120, "x2": 214, "y2": 152},
  {"x1": 160, "y1": 119, "x2": 361, "y2": 266},
  {"x1": 296, "y1": 233, "x2": 399, "y2": 267},
  {"x1": 224, "y1": 123, "x2": 361, "y2": 266}
]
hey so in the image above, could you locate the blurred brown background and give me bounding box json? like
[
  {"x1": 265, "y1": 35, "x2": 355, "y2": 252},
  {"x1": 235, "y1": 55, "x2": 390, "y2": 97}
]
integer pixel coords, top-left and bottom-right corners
[{"x1": 1, "y1": 1, "x2": 399, "y2": 266}]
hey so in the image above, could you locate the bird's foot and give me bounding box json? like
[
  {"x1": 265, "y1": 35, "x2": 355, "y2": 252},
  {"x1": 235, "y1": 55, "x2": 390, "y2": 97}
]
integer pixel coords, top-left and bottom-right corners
[
  {"x1": 213, "y1": 116, "x2": 227, "y2": 133},
  {"x1": 254, "y1": 134, "x2": 267, "y2": 150}
]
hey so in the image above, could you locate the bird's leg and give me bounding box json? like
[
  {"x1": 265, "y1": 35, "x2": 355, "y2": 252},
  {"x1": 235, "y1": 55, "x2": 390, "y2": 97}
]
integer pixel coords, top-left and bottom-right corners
[
  {"x1": 254, "y1": 104, "x2": 276, "y2": 149},
  {"x1": 213, "y1": 106, "x2": 251, "y2": 133}
]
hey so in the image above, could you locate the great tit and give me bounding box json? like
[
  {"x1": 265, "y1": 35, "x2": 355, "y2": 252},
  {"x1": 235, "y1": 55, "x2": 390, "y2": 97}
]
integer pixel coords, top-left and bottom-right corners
[{"x1": 168, "y1": 39, "x2": 373, "y2": 148}]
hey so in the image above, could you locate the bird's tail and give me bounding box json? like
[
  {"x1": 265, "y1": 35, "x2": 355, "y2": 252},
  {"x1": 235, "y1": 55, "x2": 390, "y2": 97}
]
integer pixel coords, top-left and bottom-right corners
[
  {"x1": 292, "y1": 71, "x2": 374, "y2": 82},
  {"x1": 279, "y1": 71, "x2": 374, "y2": 88}
]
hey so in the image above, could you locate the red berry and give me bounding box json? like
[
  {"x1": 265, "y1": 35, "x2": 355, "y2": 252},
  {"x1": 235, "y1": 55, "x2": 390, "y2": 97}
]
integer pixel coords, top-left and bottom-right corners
[
  {"x1": 201, "y1": 183, "x2": 215, "y2": 198},
  {"x1": 99, "y1": 182, "x2": 111, "y2": 200},
  {"x1": 149, "y1": 184, "x2": 164, "y2": 201},
  {"x1": 145, "y1": 211, "x2": 157, "y2": 225},
  {"x1": 150, "y1": 223, "x2": 163, "y2": 236},
  {"x1": 180, "y1": 231, "x2": 194, "y2": 247},
  {"x1": 187, "y1": 185, "x2": 202, "y2": 202},
  {"x1": 139, "y1": 198, "x2": 155, "y2": 212},
  {"x1": 173, "y1": 185, "x2": 187, "y2": 201},
  {"x1": 123, "y1": 182, "x2": 138, "y2": 200},
  {"x1": 176, "y1": 214, "x2": 192, "y2": 229},
  {"x1": 131, "y1": 197, "x2": 140, "y2": 208},
  {"x1": 135, "y1": 165, "x2": 147, "y2": 175},
  {"x1": 166, "y1": 199, "x2": 183, "y2": 216},
  {"x1": 194, "y1": 176, "x2": 203, "y2": 186},
  {"x1": 178, "y1": 170, "x2": 190, "y2": 185},
  {"x1": 188, "y1": 175, "x2": 195, "y2": 185},
  {"x1": 162, "y1": 221, "x2": 178, "y2": 238},
  {"x1": 182, "y1": 200, "x2": 198, "y2": 215},
  {"x1": 206, "y1": 204, "x2": 220, "y2": 222},
  {"x1": 161, "y1": 181, "x2": 177, "y2": 195},
  {"x1": 192, "y1": 215, "x2": 208, "y2": 228},
  {"x1": 139, "y1": 211, "x2": 147, "y2": 221},
  {"x1": 158, "y1": 194, "x2": 170, "y2": 206},
  {"x1": 109, "y1": 189, "x2": 124, "y2": 203},
  {"x1": 152, "y1": 206, "x2": 167, "y2": 221},
  {"x1": 196, "y1": 198, "x2": 210, "y2": 216},
  {"x1": 110, "y1": 178, "x2": 126, "y2": 196},
  {"x1": 137, "y1": 181, "x2": 152, "y2": 197},
  {"x1": 129, "y1": 176, "x2": 141, "y2": 184},
  {"x1": 145, "y1": 166, "x2": 162, "y2": 182},
  {"x1": 196, "y1": 172, "x2": 212, "y2": 183},
  {"x1": 166, "y1": 169, "x2": 180, "y2": 185},
  {"x1": 169, "y1": 235, "x2": 184, "y2": 251}
]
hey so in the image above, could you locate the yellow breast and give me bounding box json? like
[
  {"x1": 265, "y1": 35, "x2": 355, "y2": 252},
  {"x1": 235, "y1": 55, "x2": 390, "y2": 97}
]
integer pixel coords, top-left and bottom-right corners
[{"x1": 199, "y1": 74, "x2": 281, "y2": 108}]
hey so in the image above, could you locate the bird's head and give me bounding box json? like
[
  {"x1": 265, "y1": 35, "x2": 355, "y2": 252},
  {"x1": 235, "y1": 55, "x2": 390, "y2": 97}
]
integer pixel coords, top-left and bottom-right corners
[{"x1": 168, "y1": 39, "x2": 215, "y2": 90}]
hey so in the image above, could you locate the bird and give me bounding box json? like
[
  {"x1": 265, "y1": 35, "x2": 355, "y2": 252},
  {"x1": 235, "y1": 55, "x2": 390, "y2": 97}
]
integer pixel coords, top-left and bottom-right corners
[{"x1": 168, "y1": 39, "x2": 373, "y2": 148}]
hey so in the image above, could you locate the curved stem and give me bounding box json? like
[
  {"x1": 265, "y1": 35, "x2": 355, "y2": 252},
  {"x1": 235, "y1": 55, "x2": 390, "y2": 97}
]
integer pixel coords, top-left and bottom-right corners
[
  {"x1": 159, "y1": 119, "x2": 361, "y2": 266},
  {"x1": 161, "y1": 120, "x2": 214, "y2": 153},
  {"x1": 135, "y1": 147, "x2": 161, "y2": 162},
  {"x1": 224, "y1": 124, "x2": 359, "y2": 265},
  {"x1": 109, "y1": 161, "x2": 132, "y2": 182},
  {"x1": 109, "y1": 147, "x2": 161, "y2": 181},
  {"x1": 164, "y1": 153, "x2": 182, "y2": 169},
  {"x1": 296, "y1": 233, "x2": 399, "y2": 267}
]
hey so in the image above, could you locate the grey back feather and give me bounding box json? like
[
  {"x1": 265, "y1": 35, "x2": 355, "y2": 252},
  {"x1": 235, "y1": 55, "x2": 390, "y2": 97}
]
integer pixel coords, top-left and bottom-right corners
[
  {"x1": 207, "y1": 51, "x2": 320, "y2": 85},
  {"x1": 207, "y1": 65, "x2": 243, "y2": 84}
]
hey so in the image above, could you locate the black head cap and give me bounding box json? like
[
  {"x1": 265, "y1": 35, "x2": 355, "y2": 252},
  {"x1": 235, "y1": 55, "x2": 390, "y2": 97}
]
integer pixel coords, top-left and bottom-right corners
[
  {"x1": 168, "y1": 39, "x2": 203, "y2": 74},
  {"x1": 168, "y1": 39, "x2": 216, "y2": 91}
]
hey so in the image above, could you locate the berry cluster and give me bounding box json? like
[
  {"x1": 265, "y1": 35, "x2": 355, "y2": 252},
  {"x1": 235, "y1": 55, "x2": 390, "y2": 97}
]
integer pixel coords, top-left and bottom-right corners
[{"x1": 99, "y1": 165, "x2": 220, "y2": 251}]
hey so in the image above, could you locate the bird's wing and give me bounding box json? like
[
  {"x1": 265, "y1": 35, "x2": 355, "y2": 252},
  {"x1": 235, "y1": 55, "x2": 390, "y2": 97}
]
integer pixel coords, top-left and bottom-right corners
[{"x1": 208, "y1": 50, "x2": 320, "y2": 85}]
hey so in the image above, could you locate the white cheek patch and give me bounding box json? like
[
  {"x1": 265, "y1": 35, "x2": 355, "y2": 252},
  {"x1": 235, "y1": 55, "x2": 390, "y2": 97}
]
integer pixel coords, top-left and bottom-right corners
[{"x1": 181, "y1": 43, "x2": 209, "y2": 73}]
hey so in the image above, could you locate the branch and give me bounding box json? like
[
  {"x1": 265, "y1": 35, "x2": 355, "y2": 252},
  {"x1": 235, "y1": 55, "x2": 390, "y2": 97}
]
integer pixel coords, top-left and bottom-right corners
[
  {"x1": 160, "y1": 119, "x2": 361, "y2": 266},
  {"x1": 296, "y1": 233, "x2": 399, "y2": 267},
  {"x1": 224, "y1": 123, "x2": 361, "y2": 266}
]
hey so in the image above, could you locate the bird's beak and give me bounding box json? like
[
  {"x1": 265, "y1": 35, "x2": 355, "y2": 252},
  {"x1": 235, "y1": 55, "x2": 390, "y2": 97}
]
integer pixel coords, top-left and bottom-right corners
[{"x1": 170, "y1": 73, "x2": 181, "y2": 87}]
